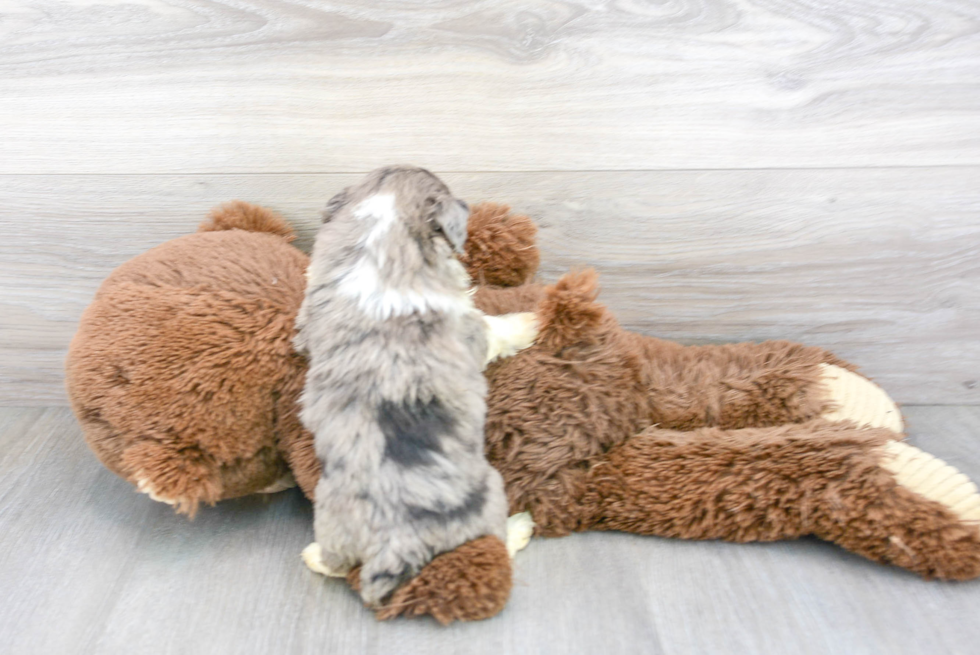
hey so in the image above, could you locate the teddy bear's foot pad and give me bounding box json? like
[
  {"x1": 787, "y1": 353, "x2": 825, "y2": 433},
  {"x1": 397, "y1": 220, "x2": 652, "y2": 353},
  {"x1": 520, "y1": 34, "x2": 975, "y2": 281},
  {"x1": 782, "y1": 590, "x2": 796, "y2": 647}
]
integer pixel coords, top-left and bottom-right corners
[
  {"x1": 302, "y1": 542, "x2": 350, "y2": 578},
  {"x1": 258, "y1": 472, "x2": 297, "y2": 494},
  {"x1": 134, "y1": 473, "x2": 177, "y2": 506},
  {"x1": 505, "y1": 512, "x2": 535, "y2": 557},
  {"x1": 820, "y1": 364, "x2": 903, "y2": 433},
  {"x1": 879, "y1": 441, "x2": 980, "y2": 527}
]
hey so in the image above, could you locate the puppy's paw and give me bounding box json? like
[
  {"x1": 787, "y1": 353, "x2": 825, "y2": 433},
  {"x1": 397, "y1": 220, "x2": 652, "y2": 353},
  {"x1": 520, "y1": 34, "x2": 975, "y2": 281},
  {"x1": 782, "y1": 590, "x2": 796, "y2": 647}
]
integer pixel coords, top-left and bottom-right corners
[
  {"x1": 302, "y1": 542, "x2": 349, "y2": 578},
  {"x1": 485, "y1": 312, "x2": 539, "y2": 364},
  {"x1": 134, "y1": 473, "x2": 177, "y2": 506},
  {"x1": 505, "y1": 511, "x2": 535, "y2": 558}
]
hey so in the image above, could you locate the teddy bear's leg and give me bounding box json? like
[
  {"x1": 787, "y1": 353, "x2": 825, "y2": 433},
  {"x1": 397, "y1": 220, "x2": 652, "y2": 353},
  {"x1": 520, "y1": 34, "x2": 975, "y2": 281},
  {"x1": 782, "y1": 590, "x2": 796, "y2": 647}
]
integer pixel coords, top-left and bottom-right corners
[
  {"x1": 636, "y1": 338, "x2": 901, "y2": 433},
  {"x1": 585, "y1": 419, "x2": 980, "y2": 579},
  {"x1": 345, "y1": 535, "x2": 513, "y2": 625},
  {"x1": 823, "y1": 439, "x2": 980, "y2": 579}
]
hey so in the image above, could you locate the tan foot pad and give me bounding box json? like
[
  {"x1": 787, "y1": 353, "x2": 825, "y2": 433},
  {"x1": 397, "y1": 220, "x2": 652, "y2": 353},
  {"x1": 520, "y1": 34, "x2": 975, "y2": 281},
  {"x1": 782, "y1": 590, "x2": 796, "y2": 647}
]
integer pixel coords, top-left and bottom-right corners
[
  {"x1": 820, "y1": 364, "x2": 903, "y2": 433},
  {"x1": 879, "y1": 441, "x2": 980, "y2": 528},
  {"x1": 134, "y1": 473, "x2": 176, "y2": 506},
  {"x1": 259, "y1": 472, "x2": 297, "y2": 494}
]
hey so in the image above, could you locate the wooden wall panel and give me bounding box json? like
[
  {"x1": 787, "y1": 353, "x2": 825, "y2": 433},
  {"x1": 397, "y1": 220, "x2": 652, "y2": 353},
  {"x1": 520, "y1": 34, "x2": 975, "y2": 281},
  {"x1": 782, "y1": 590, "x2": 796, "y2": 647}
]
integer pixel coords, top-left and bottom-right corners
[
  {"x1": 1, "y1": 0, "x2": 978, "y2": 173},
  {"x1": 2, "y1": 169, "x2": 977, "y2": 405}
]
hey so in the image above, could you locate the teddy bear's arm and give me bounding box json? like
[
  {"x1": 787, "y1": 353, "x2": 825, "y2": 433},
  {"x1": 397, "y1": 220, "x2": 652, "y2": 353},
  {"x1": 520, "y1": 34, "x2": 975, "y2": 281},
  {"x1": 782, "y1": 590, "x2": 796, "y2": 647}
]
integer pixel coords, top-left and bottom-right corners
[{"x1": 483, "y1": 312, "x2": 539, "y2": 365}]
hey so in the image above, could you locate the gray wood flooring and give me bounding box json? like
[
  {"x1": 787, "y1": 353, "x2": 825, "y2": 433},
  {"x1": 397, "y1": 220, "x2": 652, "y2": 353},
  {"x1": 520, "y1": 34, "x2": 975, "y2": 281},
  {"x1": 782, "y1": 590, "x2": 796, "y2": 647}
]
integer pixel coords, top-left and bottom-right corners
[{"x1": 1, "y1": 405, "x2": 978, "y2": 655}]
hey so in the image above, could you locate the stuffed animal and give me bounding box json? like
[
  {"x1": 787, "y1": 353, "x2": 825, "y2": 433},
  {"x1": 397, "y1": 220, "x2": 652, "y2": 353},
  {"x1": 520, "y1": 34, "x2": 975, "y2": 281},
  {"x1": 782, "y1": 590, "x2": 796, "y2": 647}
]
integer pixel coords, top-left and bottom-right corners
[{"x1": 67, "y1": 200, "x2": 980, "y2": 625}]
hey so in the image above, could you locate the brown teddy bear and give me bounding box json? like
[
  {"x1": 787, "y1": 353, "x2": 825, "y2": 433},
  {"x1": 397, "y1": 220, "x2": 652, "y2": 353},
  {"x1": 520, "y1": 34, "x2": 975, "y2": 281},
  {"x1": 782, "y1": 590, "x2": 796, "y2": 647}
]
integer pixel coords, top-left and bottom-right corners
[{"x1": 66, "y1": 200, "x2": 980, "y2": 624}]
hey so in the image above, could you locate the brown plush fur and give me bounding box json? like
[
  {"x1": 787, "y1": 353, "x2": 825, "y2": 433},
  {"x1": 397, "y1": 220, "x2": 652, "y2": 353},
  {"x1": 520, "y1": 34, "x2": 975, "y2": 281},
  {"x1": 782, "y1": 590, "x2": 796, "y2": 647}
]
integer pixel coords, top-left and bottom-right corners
[
  {"x1": 460, "y1": 203, "x2": 539, "y2": 287},
  {"x1": 346, "y1": 535, "x2": 513, "y2": 624},
  {"x1": 198, "y1": 200, "x2": 296, "y2": 240},
  {"x1": 67, "y1": 200, "x2": 538, "y2": 622},
  {"x1": 67, "y1": 199, "x2": 980, "y2": 626},
  {"x1": 473, "y1": 270, "x2": 848, "y2": 536},
  {"x1": 67, "y1": 202, "x2": 308, "y2": 516},
  {"x1": 587, "y1": 421, "x2": 980, "y2": 579}
]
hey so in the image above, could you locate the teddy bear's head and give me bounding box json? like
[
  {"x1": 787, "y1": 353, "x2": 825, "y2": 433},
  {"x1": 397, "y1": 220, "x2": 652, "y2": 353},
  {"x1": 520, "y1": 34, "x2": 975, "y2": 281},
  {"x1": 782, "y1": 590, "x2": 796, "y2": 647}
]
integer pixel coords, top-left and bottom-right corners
[{"x1": 461, "y1": 203, "x2": 540, "y2": 287}]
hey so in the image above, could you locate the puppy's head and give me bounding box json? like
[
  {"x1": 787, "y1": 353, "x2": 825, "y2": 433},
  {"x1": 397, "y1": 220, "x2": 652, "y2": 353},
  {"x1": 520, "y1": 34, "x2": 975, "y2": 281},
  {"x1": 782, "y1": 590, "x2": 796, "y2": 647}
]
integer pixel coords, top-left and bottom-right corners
[{"x1": 323, "y1": 165, "x2": 469, "y2": 258}]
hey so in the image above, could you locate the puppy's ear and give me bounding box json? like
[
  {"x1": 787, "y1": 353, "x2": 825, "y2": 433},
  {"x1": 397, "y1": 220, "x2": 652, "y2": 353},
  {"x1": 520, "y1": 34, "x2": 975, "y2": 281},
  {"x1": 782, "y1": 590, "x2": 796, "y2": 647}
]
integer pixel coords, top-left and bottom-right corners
[
  {"x1": 322, "y1": 187, "x2": 351, "y2": 223},
  {"x1": 428, "y1": 196, "x2": 469, "y2": 254}
]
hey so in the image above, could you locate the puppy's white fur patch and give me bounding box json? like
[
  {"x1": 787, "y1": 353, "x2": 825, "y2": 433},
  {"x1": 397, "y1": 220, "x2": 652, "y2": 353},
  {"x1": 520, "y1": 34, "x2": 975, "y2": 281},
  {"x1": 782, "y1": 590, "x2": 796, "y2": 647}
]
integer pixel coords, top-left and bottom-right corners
[
  {"x1": 302, "y1": 542, "x2": 350, "y2": 578},
  {"x1": 354, "y1": 193, "x2": 399, "y2": 249},
  {"x1": 338, "y1": 258, "x2": 474, "y2": 320},
  {"x1": 339, "y1": 192, "x2": 480, "y2": 320}
]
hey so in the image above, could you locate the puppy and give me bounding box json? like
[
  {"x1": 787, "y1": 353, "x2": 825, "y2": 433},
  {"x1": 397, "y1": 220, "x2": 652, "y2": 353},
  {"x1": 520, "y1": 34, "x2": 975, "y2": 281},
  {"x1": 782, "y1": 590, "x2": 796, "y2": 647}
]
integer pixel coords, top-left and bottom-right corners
[{"x1": 295, "y1": 166, "x2": 536, "y2": 607}]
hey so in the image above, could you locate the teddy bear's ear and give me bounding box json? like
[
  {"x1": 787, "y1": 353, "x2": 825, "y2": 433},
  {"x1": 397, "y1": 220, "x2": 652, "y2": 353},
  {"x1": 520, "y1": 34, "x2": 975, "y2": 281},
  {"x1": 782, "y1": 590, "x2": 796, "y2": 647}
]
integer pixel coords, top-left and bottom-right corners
[
  {"x1": 198, "y1": 201, "x2": 295, "y2": 241},
  {"x1": 534, "y1": 268, "x2": 608, "y2": 351},
  {"x1": 461, "y1": 203, "x2": 540, "y2": 287}
]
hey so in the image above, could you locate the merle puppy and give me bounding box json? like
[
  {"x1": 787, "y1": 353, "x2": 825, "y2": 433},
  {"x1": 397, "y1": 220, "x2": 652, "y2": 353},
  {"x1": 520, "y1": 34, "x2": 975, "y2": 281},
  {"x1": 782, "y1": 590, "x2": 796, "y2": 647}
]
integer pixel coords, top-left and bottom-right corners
[{"x1": 296, "y1": 166, "x2": 537, "y2": 607}]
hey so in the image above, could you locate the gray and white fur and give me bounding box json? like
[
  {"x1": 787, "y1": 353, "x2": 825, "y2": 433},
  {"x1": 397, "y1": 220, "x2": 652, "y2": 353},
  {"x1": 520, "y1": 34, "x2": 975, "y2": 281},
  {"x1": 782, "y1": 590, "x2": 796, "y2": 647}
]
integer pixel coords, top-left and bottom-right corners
[{"x1": 295, "y1": 166, "x2": 519, "y2": 607}]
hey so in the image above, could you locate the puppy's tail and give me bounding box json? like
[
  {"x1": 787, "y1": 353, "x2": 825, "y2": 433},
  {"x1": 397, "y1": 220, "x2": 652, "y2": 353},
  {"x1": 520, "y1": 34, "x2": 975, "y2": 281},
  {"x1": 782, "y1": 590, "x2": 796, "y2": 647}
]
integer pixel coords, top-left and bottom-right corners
[{"x1": 198, "y1": 200, "x2": 295, "y2": 241}]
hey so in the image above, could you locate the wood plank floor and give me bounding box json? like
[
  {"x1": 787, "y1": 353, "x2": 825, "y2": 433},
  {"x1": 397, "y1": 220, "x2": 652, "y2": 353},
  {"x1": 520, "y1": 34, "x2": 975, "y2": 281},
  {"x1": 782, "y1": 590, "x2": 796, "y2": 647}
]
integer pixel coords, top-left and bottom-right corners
[{"x1": 1, "y1": 405, "x2": 978, "y2": 655}]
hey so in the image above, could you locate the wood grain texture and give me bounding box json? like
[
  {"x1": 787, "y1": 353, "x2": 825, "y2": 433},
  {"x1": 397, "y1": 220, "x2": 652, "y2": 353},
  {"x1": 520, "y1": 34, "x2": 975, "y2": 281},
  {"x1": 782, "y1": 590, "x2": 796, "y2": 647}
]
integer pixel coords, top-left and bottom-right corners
[
  {"x1": 1, "y1": 0, "x2": 979, "y2": 173},
  {"x1": 2, "y1": 169, "x2": 977, "y2": 405},
  {"x1": 1, "y1": 405, "x2": 979, "y2": 654}
]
